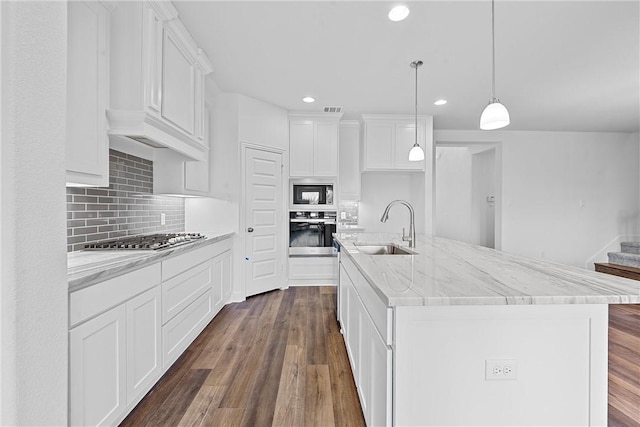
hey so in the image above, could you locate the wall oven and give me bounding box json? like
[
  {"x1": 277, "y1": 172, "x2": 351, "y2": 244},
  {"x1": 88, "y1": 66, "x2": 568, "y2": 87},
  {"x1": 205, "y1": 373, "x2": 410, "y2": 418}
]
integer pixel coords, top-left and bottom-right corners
[
  {"x1": 289, "y1": 211, "x2": 337, "y2": 256},
  {"x1": 291, "y1": 182, "x2": 334, "y2": 209}
]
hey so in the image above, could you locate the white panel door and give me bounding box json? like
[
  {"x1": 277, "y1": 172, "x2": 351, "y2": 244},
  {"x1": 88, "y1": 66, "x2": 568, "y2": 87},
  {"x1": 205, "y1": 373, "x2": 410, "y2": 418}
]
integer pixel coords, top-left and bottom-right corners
[
  {"x1": 313, "y1": 121, "x2": 338, "y2": 176},
  {"x1": 244, "y1": 147, "x2": 285, "y2": 296},
  {"x1": 126, "y1": 286, "x2": 162, "y2": 406},
  {"x1": 70, "y1": 305, "x2": 126, "y2": 427}
]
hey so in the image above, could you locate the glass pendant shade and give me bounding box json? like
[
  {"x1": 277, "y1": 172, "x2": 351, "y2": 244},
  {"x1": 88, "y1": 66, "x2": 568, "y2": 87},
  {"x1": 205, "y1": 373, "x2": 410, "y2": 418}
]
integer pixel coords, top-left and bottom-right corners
[
  {"x1": 408, "y1": 144, "x2": 425, "y2": 161},
  {"x1": 480, "y1": 98, "x2": 510, "y2": 130}
]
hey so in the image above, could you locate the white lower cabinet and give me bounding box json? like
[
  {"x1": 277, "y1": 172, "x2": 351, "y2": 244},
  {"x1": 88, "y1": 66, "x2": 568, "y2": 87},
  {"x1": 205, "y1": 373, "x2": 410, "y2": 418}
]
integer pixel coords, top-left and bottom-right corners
[
  {"x1": 70, "y1": 286, "x2": 162, "y2": 427},
  {"x1": 163, "y1": 289, "x2": 213, "y2": 369},
  {"x1": 126, "y1": 287, "x2": 162, "y2": 407},
  {"x1": 69, "y1": 237, "x2": 234, "y2": 426},
  {"x1": 212, "y1": 245, "x2": 233, "y2": 311},
  {"x1": 70, "y1": 305, "x2": 126, "y2": 427},
  {"x1": 339, "y1": 255, "x2": 392, "y2": 427}
]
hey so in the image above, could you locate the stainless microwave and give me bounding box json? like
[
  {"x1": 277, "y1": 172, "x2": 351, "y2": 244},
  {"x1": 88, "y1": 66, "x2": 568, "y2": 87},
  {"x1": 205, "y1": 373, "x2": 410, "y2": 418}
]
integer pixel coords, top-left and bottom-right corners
[{"x1": 291, "y1": 183, "x2": 334, "y2": 207}]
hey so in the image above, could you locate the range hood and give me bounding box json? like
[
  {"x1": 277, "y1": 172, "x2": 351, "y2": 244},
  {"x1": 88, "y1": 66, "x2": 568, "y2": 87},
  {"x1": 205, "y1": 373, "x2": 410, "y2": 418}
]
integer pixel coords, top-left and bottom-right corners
[{"x1": 106, "y1": 110, "x2": 208, "y2": 162}]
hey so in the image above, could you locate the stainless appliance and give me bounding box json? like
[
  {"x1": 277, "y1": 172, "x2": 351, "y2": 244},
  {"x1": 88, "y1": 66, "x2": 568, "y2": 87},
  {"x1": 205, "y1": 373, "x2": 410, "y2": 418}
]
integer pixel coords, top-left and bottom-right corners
[
  {"x1": 291, "y1": 183, "x2": 334, "y2": 208},
  {"x1": 84, "y1": 232, "x2": 205, "y2": 250},
  {"x1": 289, "y1": 211, "x2": 337, "y2": 256}
]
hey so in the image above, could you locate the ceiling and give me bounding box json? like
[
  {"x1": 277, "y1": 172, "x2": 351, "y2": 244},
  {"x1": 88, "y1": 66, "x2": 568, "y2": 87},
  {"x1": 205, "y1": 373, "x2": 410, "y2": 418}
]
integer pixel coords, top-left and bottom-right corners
[{"x1": 174, "y1": 1, "x2": 640, "y2": 132}]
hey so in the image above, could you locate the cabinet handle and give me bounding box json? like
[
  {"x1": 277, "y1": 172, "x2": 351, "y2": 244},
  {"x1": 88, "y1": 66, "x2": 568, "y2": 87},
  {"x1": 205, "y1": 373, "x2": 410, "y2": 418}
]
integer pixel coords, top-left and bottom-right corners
[{"x1": 247, "y1": 227, "x2": 254, "y2": 233}]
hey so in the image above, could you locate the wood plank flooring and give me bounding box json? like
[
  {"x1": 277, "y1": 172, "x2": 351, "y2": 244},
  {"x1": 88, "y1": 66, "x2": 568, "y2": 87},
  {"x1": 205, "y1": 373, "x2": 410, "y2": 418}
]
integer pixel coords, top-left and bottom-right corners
[
  {"x1": 120, "y1": 286, "x2": 365, "y2": 427},
  {"x1": 608, "y1": 303, "x2": 640, "y2": 427},
  {"x1": 121, "y1": 284, "x2": 640, "y2": 426}
]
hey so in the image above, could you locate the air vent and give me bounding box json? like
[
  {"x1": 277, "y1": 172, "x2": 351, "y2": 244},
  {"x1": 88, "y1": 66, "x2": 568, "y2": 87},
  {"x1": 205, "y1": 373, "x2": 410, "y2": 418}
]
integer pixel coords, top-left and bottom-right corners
[{"x1": 323, "y1": 106, "x2": 342, "y2": 113}]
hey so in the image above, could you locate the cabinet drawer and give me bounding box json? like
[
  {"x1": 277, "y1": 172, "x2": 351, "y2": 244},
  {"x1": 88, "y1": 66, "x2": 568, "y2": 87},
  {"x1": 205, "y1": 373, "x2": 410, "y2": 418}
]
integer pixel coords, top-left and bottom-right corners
[
  {"x1": 70, "y1": 263, "x2": 161, "y2": 327},
  {"x1": 289, "y1": 256, "x2": 337, "y2": 280},
  {"x1": 162, "y1": 259, "x2": 212, "y2": 324},
  {"x1": 162, "y1": 289, "x2": 213, "y2": 369},
  {"x1": 161, "y1": 245, "x2": 214, "y2": 281}
]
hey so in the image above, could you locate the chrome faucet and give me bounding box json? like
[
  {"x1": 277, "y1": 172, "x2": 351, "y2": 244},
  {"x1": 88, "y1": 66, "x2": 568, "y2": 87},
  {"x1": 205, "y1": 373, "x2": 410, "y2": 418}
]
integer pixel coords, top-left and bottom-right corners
[{"x1": 380, "y1": 200, "x2": 416, "y2": 248}]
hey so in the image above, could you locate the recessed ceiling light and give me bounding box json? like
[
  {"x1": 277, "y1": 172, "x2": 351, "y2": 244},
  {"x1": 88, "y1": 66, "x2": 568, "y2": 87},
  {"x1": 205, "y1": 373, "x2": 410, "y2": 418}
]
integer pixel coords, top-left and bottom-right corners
[
  {"x1": 434, "y1": 99, "x2": 448, "y2": 106},
  {"x1": 388, "y1": 5, "x2": 410, "y2": 22},
  {"x1": 302, "y1": 96, "x2": 315, "y2": 103}
]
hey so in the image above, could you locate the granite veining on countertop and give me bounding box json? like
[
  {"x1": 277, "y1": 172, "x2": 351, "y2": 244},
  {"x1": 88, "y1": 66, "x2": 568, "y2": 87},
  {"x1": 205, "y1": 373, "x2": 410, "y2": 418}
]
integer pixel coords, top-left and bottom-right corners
[
  {"x1": 68, "y1": 231, "x2": 234, "y2": 292},
  {"x1": 334, "y1": 233, "x2": 640, "y2": 306}
]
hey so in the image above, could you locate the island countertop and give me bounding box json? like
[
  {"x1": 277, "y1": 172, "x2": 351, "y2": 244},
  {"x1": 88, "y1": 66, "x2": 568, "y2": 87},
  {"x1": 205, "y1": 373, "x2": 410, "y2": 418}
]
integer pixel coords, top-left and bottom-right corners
[
  {"x1": 334, "y1": 233, "x2": 640, "y2": 306},
  {"x1": 68, "y1": 231, "x2": 234, "y2": 292}
]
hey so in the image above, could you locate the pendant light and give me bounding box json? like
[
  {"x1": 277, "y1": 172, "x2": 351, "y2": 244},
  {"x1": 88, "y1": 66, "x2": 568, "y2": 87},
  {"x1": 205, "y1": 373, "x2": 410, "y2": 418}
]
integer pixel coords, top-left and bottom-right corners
[
  {"x1": 409, "y1": 60, "x2": 425, "y2": 162},
  {"x1": 480, "y1": 0, "x2": 510, "y2": 130}
]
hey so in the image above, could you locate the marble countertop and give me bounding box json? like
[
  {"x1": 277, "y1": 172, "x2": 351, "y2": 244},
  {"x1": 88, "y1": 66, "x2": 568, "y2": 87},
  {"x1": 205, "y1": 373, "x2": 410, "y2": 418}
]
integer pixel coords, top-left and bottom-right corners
[
  {"x1": 68, "y1": 231, "x2": 234, "y2": 292},
  {"x1": 335, "y1": 233, "x2": 640, "y2": 307}
]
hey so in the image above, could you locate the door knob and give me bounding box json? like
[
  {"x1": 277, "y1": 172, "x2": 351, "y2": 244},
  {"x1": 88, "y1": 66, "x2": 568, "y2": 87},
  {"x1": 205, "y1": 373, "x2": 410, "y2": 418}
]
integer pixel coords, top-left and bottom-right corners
[{"x1": 247, "y1": 227, "x2": 254, "y2": 233}]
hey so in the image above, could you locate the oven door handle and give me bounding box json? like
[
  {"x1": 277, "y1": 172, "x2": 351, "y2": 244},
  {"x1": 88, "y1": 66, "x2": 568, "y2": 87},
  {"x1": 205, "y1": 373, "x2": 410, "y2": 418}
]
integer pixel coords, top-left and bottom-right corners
[{"x1": 290, "y1": 219, "x2": 335, "y2": 224}]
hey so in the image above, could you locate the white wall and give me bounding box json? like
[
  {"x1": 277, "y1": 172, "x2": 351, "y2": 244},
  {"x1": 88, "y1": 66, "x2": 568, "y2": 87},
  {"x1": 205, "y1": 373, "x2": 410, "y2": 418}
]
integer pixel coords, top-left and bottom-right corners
[
  {"x1": 185, "y1": 92, "x2": 288, "y2": 300},
  {"x1": 435, "y1": 130, "x2": 640, "y2": 268},
  {"x1": 359, "y1": 172, "x2": 426, "y2": 234},
  {"x1": 435, "y1": 147, "x2": 473, "y2": 243},
  {"x1": 1, "y1": 2, "x2": 68, "y2": 424},
  {"x1": 470, "y1": 148, "x2": 496, "y2": 248}
]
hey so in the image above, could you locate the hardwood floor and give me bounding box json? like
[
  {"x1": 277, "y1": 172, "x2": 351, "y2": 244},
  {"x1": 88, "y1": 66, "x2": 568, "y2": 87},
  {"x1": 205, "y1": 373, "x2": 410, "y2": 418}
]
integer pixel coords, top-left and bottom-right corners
[
  {"x1": 120, "y1": 286, "x2": 365, "y2": 427},
  {"x1": 608, "y1": 303, "x2": 640, "y2": 426}
]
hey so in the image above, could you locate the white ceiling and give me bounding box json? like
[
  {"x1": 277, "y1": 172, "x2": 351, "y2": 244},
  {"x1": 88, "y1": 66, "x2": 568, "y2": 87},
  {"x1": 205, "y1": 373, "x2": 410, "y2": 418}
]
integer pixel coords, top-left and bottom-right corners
[{"x1": 174, "y1": 1, "x2": 640, "y2": 132}]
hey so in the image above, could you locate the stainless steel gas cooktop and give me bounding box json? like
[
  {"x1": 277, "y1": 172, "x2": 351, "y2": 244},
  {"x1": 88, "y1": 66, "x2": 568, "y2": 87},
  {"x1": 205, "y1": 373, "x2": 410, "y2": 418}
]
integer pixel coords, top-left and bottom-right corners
[{"x1": 84, "y1": 233, "x2": 206, "y2": 250}]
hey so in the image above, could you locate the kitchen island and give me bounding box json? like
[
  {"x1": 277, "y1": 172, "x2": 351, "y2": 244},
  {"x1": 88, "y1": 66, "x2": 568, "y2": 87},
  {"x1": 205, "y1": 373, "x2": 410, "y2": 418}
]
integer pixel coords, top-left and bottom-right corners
[{"x1": 334, "y1": 233, "x2": 640, "y2": 427}]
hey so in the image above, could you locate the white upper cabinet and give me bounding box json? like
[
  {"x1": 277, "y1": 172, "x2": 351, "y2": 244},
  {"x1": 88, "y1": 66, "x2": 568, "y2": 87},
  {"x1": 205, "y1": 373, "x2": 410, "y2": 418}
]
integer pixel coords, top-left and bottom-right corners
[
  {"x1": 154, "y1": 104, "x2": 210, "y2": 196},
  {"x1": 338, "y1": 121, "x2": 361, "y2": 200},
  {"x1": 161, "y1": 30, "x2": 195, "y2": 135},
  {"x1": 108, "y1": 1, "x2": 213, "y2": 162},
  {"x1": 289, "y1": 112, "x2": 342, "y2": 177},
  {"x1": 361, "y1": 114, "x2": 429, "y2": 172},
  {"x1": 66, "y1": 1, "x2": 112, "y2": 187}
]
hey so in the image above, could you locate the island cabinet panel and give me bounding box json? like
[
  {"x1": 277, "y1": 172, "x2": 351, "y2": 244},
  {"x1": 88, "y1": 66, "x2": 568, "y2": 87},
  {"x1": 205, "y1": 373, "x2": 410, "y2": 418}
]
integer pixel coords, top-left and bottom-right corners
[
  {"x1": 339, "y1": 254, "x2": 393, "y2": 426},
  {"x1": 393, "y1": 304, "x2": 608, "y2": 426}
]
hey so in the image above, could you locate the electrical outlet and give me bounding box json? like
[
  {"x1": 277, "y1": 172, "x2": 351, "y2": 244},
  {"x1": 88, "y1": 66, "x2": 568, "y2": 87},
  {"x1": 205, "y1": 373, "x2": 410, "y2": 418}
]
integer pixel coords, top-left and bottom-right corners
[
  {"x1": 160, "y1": 212, "x2": 166, "y2": 225},
  {"x1": 485, "y1": 359, "x2": 517, "y2": 381}
]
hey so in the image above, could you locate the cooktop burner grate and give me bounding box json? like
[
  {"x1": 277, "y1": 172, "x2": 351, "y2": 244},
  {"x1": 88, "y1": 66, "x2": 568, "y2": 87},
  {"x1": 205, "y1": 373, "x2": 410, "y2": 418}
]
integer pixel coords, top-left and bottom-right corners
[{"x1": 84, "y1": 233, "x2": 206, "y2": 250}]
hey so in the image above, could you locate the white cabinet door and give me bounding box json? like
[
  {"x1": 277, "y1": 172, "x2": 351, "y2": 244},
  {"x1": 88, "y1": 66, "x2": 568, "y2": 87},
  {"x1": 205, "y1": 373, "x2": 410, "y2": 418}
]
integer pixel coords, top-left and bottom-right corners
[
  {"x1": 357, "y1": 295, "x2": 372, "y2": 424},
  {"x1": 162, "y1": 31, "x2": 195, "y2": 135},
  {"x1": 70, "y1": 305, "x2": 126, "y2": 427},
  {"x1": 66, "y1": 1, "x2": 110, "y2": 187},
  {"x1": 212, "y1": 248, "x2": 232, "y2": 310},
  {"x1": 364, "y1": 121, "x2": 394, "y2": 170},
  {"x1": 394, "y1": 121, "x2": 424, "y2": 170},
  {"x1": 185, "y1": 105, "x2": 210, "y2": 193},
  {"x1": 126, "y1": 286, "x2": 162, "y2": 407},
  {"x1": 314, "y1": 121, "x2": 339, "y2": 176},
  {"x1": 338, "y1": 123, "x2": 361, "y2": 200},
  {"x1": 346, "y1": 282, "x2": 361, "y2": 383},
  {"x1": 290, "y1": 120, "x2": 315, "y2": 176},
  {"x1": 194, "y1": 68, "x2": 205, "y2": 142},
  {"x1": 143, "y1": 5, "x2": 163, "y2": 114},
  {"x1": 368, "y1": 327, "x2": 392, "y2": 427},
  {"x1": 338, "y1": 264, "x2": 350, "y2": 332}
]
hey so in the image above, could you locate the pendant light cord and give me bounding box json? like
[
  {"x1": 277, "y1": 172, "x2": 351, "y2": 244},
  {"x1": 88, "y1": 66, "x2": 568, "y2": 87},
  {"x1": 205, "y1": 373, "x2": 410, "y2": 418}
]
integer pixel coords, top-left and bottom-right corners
[
  {"x1": 491, "y1": 0, "x2": 496, "y2": 100},
  {"x1": 415, "y1": 60, "x2": 418, "y2": 145}
]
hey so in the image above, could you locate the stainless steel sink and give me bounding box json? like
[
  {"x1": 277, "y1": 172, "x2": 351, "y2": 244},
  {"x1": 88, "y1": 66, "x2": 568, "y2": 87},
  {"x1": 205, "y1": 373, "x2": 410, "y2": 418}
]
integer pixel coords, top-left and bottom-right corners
[{"x1": 354, "y1": 244, "x2": 416, "y2": 255}]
